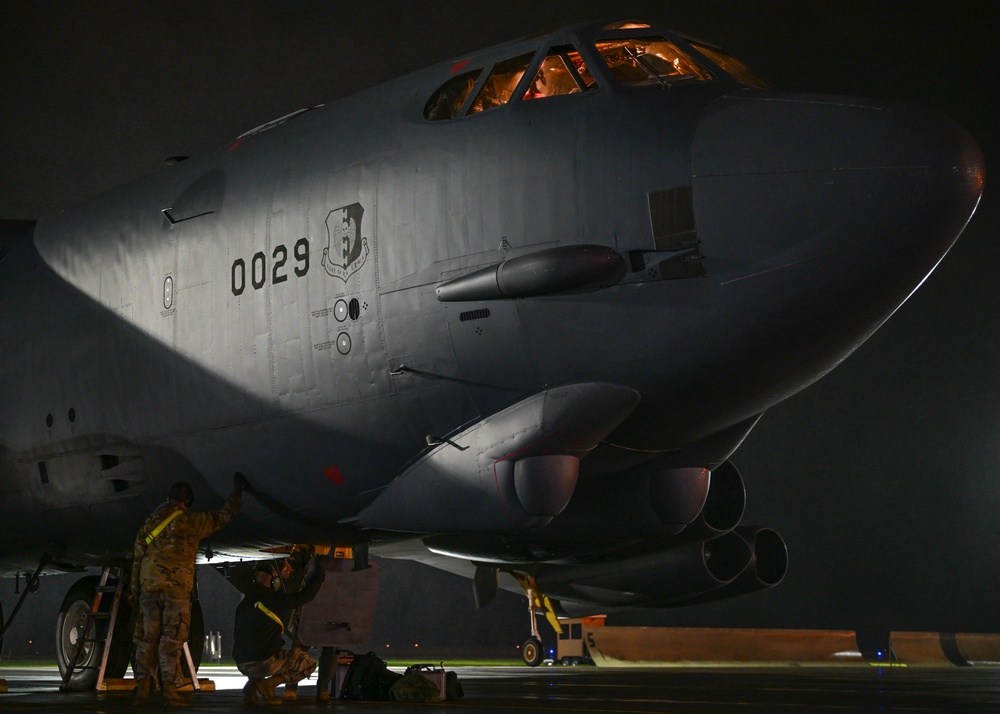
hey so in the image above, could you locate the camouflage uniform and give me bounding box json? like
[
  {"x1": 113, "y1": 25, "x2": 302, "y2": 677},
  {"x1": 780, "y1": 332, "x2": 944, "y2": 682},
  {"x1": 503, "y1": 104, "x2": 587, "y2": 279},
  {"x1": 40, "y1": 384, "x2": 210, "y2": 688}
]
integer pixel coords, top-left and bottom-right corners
[
  {"x1": 237, "y1": 647, "x2": 317, "y2": 683},
  {"x1": 131, "y1": 484, "x2": 241, "y2": 688},
  {"x1": 234, "y1": 559, "x2": 327, "y2": 704}
]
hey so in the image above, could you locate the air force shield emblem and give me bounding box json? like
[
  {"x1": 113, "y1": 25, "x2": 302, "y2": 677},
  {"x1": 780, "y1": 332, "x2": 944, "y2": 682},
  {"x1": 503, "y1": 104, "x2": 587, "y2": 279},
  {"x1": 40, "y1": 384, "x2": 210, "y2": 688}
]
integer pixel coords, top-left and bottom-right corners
[{"x1": 321, "y1": 203, "x2": 369, "y2": 281}]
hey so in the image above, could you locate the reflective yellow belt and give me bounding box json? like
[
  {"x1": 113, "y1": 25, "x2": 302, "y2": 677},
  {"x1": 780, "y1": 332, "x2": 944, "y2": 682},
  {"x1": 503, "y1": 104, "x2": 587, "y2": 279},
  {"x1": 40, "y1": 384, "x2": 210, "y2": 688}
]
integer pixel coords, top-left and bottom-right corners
[
  {"x1": 145, "y1": 509, "x2": 183, "y2": 545},
  {"x1": 255, "y1": 601, "x2": 284, "y2": 631}
]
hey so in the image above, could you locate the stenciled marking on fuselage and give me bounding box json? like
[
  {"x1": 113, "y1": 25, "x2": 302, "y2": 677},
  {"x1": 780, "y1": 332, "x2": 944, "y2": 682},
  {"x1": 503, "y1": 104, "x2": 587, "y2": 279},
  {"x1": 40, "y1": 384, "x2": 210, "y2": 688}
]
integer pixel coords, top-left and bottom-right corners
[
  {"x1": 321, "y1": 203, "x2": 369, "y2": 282},
  {"x1": 230, "y1": 238, "x2": 310, "y2": 296},
  {"x1": 228, "y1": 202, "x2": 369, "y2": 296}
]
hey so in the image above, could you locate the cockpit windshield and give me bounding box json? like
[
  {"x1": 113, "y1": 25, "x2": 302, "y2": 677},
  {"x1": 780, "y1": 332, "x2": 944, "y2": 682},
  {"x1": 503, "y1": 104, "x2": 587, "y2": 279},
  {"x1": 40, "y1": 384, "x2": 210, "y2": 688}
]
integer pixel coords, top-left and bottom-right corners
[
  {"x1": 421, "y1": 23, "x2": 747, "y2": 122},
  {"x1": 424, "y1": 68, "x2": 483, "y2": 121},
  {"x1": 524, "y1": 45, "x2": 597, "y2": 100},
  {"x1": 468, "y1": 52, "x2": 535, "y2": 115},
  {"x1": 595, "y1": 36, "x2": 712, "y2": 86},
  {"x1": 687, "y1": 40, "x2": 773, "y2": 90}
]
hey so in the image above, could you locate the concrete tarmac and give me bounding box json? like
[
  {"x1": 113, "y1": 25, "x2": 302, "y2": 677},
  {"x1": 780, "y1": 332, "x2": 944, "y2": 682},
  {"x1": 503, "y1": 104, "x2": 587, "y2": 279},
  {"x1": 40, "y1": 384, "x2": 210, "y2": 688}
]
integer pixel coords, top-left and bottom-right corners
[{"x1": 3, "y1": 664, "x2": 1000, "y2": 712}]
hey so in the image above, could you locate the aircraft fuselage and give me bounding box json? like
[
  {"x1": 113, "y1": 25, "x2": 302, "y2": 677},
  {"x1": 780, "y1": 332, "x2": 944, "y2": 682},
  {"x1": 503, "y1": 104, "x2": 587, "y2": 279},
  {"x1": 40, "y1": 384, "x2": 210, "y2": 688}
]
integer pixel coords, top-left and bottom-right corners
[{"x1": 0, "y1": 20, "x2": 983, "y2": 576}]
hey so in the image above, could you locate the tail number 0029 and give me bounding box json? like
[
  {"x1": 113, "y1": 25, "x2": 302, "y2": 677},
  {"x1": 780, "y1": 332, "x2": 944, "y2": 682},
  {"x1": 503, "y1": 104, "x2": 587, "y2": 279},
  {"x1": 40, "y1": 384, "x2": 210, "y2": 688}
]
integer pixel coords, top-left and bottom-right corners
[{"x1": 232, "y1": 238, "x2": 309, "y2": 296}]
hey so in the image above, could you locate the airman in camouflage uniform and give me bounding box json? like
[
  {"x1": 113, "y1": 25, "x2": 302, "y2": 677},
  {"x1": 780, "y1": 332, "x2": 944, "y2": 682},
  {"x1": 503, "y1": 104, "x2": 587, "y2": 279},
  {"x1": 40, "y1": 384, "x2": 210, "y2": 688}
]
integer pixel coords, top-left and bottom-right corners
[
  {"x1": 234, "y1": 557, "x2": 328, "y2": 705},
  {"x1": 131, "y1": 474, "x2": 245, "y2": 706}
]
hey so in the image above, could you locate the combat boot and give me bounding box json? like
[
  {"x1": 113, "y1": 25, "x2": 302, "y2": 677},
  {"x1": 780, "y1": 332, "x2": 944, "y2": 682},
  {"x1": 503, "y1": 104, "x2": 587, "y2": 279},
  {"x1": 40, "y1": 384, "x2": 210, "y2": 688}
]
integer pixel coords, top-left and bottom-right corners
[
  {"x1": 163, "y1": 682, "x2": 190, "y2": 708},
  {"x1": 315, "y1": 648, "x2": 334, "y2": 702},
  {"x1": 255, "y1": 675, "x2": 286, "y2": 705},
  {"x1": 243, "y1": 679, "x2": 260, "y2": 705},
  {"x1": 283, "y1": 680, "x2": 298, "y2": 701},
  {"x1": 132, "y1": 677, "x2": 152, "y2": 705}
]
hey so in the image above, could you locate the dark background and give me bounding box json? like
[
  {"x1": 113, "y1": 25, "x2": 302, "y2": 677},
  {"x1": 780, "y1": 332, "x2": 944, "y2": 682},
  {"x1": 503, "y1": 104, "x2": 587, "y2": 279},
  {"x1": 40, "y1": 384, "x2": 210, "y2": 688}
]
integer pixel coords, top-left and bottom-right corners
[{"x1": 1, "y1": 1, "x2": 997, "y2": 659}]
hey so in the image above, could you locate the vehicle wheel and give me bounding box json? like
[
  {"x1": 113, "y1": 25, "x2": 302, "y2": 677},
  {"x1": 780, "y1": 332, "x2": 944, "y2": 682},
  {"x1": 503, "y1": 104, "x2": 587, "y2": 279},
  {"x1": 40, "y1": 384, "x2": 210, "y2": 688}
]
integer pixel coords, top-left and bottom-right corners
[
  {"x1": 56, "y1": 576, "x2": 103, "y2": 691},
  {"x1": 522, "y1": 636, "x2": 543, "y2": 667}
]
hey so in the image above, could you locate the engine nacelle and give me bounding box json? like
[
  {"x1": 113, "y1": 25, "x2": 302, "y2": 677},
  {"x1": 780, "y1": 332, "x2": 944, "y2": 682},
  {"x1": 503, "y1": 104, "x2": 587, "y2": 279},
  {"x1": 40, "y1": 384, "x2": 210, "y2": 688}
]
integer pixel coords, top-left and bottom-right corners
[
  {"x1": 669, "y1": 460, "x2": 746, "y2": 543},
  {"x1": 664, "y1": 526, "x2": 788, "y2": 607},
  {"x1": 353, "y1": 383, "x2": 640, "y2": 532},
  {"x1": 526, "y1": 531, "x2": 753, "y2": 608},
  {"x1": 540, "y1": 466, "x2": 711, "y2": 541},
  {"x1": 421, "y1": 460, "x2": 746, "y2": 564},
  {"x1": 520, "y1": 460, "x2": 745, "y2": 546}
]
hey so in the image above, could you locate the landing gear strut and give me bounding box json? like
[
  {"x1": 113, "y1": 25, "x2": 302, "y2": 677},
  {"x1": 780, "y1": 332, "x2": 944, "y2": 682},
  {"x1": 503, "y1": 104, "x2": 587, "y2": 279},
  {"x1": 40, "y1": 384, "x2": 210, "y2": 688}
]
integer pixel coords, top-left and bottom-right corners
[{"x1": 513, "y1": 573, "x2": 562, "y2": 667}]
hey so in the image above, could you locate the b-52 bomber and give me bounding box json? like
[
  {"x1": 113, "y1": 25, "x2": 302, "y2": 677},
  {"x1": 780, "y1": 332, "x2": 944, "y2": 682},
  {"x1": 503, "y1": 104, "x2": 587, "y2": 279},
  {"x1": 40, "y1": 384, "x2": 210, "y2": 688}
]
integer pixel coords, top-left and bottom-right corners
[{"x1": 0, "y1": 19, "x2": 984, "y2": 677}]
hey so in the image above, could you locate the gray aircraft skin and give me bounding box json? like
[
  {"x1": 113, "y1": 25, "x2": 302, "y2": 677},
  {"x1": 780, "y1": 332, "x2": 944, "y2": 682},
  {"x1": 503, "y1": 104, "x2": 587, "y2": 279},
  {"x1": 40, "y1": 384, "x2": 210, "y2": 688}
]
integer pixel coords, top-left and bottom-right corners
[{"x1": 0, "y1": 18, "x2": 985, "y2": 666}]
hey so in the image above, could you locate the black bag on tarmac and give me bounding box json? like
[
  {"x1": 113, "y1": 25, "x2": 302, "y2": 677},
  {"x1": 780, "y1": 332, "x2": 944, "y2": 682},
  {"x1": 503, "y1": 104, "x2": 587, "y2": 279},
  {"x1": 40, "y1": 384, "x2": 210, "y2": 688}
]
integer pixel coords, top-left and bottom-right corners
[{"x1": 339, "y1": 651, "x2": 401, "y2": 701}]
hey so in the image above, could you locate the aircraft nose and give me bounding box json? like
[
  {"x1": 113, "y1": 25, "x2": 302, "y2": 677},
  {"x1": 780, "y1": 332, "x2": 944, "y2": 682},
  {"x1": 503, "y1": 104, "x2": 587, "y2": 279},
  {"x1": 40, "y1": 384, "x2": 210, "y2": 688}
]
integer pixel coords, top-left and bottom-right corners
[{"x1": 691, "y1": 91, "x2": 984, "y2": 302}]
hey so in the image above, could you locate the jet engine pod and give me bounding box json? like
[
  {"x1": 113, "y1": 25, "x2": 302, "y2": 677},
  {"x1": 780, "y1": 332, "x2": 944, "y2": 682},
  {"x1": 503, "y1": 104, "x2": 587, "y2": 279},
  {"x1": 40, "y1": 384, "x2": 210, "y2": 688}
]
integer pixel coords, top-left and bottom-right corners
[
  {"x1": 539, "y1": 460, "x2": 743, "y2": 545},
  {"x1": 528, "y1": 531, "x2": 752, "y2": 608},
  {"x1": 649, "y1": 467, "x2": 711, "y2": 524},
  {"x1": 512, "y1": 454, "x2": 580, "y2": 517},
  {"x1": 540, "y1": 466, "x2": 710, "y2": 541},
  {"x1": 353, "y1": 383, "x2": 640, "y2": 533},
  {"x1": 736, "y1": 526, "x2": 788, "y2": 588},
  {"x1": 672, "y1": 460, "x2": 746, "y2": 543},
  {"x1": 662, "y1": 526, "x2": 788, "y2": 607}
]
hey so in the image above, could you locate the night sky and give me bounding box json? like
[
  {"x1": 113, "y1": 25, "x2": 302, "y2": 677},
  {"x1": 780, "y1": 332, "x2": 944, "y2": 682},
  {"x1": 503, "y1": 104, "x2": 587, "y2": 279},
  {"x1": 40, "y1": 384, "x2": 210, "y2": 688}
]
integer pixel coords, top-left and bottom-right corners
[{"x1": 1, "y1": 1, "x2": 997, "y2": 658}]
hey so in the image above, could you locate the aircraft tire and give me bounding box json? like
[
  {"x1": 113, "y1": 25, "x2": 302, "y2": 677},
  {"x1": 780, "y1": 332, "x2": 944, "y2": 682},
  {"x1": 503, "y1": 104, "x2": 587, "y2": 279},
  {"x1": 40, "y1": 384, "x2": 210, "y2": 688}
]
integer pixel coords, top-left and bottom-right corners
[
  {"x1": 56, "y1": 575, "x2": 104, "y2": 691},
  {"x1": 522, "y1": 636, "x2": 543, "y2": 667},
  {"x1": 104, "y1": 590, "x2": 132, "y2": 678}
]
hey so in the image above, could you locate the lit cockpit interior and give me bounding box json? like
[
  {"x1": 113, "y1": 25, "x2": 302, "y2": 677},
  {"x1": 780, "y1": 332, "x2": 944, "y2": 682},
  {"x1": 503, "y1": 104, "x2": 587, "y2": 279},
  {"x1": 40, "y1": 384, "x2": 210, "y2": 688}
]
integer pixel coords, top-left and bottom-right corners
[
  {"x1": 523, "y1": 46, "x2": 597, "y2": 100},
  {"x1": 422, "y1": 21, "x2": 773, "y2": 122},
  {"x1": 423, "y1": 68, "x2": 483, "y2": 121},
  {"x1": 594, "y1": 36, "x2": 712, "y2": 86},
  {"x1": 468, "y1": 52, "x2": 535, "y2": 114}
]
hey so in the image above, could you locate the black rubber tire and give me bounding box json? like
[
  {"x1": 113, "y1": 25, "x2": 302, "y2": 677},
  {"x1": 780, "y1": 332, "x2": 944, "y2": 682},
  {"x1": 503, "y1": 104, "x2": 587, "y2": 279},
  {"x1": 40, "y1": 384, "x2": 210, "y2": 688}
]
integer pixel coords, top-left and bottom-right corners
[
  {"x1": 522, "y1": 636, "x2": 543, "y2": 667},
  {"x1": 56, "y1": 576, "x2": 104, "y2": 691},
  {"x1": 104, "y1": 588, "x2": 133, "y2": 678}
]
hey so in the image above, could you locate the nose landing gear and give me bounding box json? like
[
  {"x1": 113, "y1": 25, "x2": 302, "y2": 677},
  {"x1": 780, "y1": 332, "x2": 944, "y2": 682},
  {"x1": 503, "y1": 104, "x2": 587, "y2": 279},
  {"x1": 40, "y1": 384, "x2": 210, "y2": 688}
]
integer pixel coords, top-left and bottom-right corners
[{"x1": 512, "y1": 573, "x2": 562, "y2": 667}]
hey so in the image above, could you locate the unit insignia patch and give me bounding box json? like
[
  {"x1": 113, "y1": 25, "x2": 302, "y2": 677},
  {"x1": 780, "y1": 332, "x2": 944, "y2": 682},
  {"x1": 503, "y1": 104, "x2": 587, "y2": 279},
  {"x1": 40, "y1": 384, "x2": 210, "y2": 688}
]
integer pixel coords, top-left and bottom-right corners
[{"x1": 321, "y1": 203, "x2": 369, "y2": 281}]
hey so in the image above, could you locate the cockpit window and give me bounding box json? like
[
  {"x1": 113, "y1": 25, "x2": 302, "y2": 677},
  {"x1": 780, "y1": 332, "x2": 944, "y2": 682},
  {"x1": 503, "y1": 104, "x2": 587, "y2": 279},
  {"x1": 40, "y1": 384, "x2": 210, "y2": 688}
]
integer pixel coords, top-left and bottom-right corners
[
  {"x1": 687, "y1": 41, "x2": 773, "y2": 90},
  {"x1": 602, "y1": 21, "x2": 652, "y2": 30},
  {"x1": 468, "y1": 52, "x2": 534, "y2": 115},
  {"x1": 523, "y1": 45, "x2": 597, "y2": 100},
  {"x1": 595, "y1": 36, "x2": 712, "y2": 86},
  {"x1": 424, "y1": 68, "x2": 483, "y2": 121}
]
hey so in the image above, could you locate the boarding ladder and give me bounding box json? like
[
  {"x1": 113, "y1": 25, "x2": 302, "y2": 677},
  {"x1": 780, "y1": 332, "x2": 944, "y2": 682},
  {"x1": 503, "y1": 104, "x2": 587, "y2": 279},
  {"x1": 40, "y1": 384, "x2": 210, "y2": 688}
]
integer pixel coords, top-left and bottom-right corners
[{"x1": 59, "y1": 565, "x2": 126, "y2": 692}]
